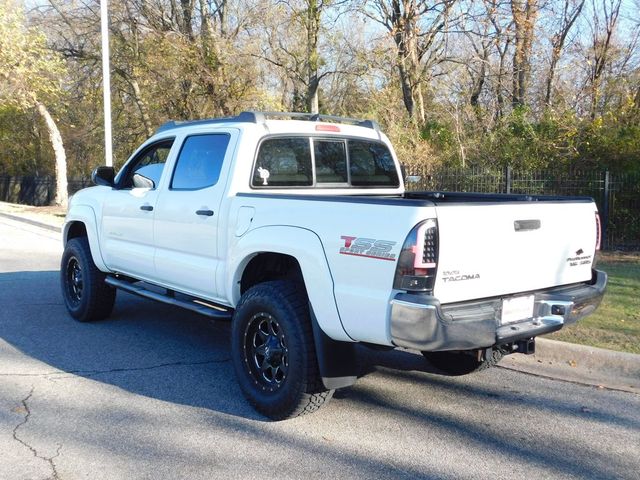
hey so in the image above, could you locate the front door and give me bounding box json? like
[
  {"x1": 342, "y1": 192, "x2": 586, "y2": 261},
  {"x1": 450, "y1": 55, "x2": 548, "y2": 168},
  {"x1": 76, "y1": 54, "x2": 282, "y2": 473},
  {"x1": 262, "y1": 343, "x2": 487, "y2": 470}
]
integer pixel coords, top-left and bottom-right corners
[
  {"x1": 153, "y1": 131, "x2": 235, "y2": 300},
  {"x1": 100, "y1": 139, "x2": 174, "y2": 279}
]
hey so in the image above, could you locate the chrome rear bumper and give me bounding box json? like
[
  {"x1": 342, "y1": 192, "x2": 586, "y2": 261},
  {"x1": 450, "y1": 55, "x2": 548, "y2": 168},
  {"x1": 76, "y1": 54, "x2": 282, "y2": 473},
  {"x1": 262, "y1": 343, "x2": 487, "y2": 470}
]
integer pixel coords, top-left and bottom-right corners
[{"x1": 390, "y1": 270, "x2": 607, "y2": 351}]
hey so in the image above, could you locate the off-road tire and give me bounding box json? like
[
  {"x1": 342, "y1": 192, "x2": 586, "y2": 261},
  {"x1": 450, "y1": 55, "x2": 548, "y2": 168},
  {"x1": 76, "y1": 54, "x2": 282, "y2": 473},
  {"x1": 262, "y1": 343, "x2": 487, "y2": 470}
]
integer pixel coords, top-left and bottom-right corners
[
  {"x1": 61, "y1": 237, "x2": 116, "y2": 322},
  {"x1": 422, "y1": 348, "x2": 504, "y2": 376},
  {"x1": 231, "y1": 280, "x2": 333, "y2": 420}
]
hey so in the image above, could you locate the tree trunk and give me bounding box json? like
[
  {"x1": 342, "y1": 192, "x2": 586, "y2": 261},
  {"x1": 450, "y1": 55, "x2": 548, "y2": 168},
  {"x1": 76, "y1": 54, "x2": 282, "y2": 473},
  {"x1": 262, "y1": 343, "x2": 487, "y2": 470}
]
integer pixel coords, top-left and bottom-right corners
[
  {"x1": 511, "y1": 0, "x2": 538, "y2": 108},
  {"x1": 396, "y1": 37, "x2": 425, "y2": 124},
  {"x1": 306, "y1": 0, "x2": 320, "y2": 114},
  {"x1": 130, "y1": 78, "x2": 154, "y2": 137},
  {"x1": 36, "y1": 102, "x2": 68, "y2": 208}
]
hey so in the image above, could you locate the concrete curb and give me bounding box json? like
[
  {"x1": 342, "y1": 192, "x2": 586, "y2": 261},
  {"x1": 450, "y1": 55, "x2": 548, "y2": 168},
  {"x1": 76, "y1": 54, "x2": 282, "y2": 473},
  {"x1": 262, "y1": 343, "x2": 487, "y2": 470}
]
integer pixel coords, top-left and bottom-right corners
[
  {"x1": 535, "y1": 338, "x2": 640, "y2": 377},
  {"x1": 503, "y1": 338, "x2": 640, "y2": 393},
  {"x1": 0, "y1": 211, "x2": 62, "y2": 233}
]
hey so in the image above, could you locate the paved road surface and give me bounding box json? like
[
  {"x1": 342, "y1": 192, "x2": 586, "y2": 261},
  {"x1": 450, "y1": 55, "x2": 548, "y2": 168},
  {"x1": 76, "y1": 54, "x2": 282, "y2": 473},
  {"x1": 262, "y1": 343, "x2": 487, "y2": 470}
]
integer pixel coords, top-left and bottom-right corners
[{"x1": 1, "y1": 216, "x2": 639, "y2": 479}]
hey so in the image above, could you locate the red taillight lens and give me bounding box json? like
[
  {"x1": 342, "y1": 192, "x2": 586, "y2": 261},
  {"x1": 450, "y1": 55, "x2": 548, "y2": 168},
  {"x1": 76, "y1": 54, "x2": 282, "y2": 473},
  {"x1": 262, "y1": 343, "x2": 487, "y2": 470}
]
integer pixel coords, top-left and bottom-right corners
[
  {"x1": 393, "y1": 219, "x2": 438, "y2": 293},
  {"x1": 595, "y1": 213, "x2": 601, "y2": 251}
]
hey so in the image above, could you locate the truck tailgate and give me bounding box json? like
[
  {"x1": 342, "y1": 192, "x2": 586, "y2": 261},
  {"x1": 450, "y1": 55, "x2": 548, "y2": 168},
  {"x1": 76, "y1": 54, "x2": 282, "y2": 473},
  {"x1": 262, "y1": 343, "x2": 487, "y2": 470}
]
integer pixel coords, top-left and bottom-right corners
[{"x1": 433, "y1": 201, "x2": 598, "y2": 304}]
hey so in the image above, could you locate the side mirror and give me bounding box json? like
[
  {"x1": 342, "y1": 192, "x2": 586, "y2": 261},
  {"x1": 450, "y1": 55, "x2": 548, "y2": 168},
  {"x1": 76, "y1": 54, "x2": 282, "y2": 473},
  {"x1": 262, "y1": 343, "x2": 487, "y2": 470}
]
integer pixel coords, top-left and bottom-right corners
[
  {"x1": 406, "y1": 175, "x2": 422, "y2": 184},
  {"x1": 92, "y1": 166, "x2": 115, "y2": 187}
]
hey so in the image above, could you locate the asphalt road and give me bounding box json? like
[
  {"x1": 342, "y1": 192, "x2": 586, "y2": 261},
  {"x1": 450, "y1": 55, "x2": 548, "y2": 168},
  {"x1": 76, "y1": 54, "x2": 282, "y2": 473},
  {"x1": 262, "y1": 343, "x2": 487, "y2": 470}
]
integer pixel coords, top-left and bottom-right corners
[{"x1": 1, "y1": 216, "x2": 639, "y2": 480}]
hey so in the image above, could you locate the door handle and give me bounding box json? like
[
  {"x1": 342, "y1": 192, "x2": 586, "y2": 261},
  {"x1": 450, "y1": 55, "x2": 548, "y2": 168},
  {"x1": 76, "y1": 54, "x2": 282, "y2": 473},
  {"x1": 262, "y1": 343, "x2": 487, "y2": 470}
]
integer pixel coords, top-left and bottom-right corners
[
  {"x1": 140, "y1": 205, "x2": 154, "y2": 211},
  {"x1": 196, "y1": 209, "x2": 214, "y2": 216}
]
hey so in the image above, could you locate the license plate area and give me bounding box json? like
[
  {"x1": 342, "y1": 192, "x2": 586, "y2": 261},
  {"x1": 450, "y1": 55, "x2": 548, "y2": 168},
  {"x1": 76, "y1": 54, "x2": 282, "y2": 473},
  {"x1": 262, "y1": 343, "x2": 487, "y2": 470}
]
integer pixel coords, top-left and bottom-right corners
[{"x1": 501, "y1": 295, "x2": 535, "y2": 325}]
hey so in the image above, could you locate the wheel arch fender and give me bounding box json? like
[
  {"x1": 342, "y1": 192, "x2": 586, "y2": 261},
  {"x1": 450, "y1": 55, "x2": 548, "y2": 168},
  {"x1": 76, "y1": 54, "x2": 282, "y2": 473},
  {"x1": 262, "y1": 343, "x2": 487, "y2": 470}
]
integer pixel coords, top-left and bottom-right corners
[
  {"x1": 227, "y1": 225, "x2": 352, "y2": 343},
  {"x1": 63, "y1": 205, "x2": 108, "y2": 271}
]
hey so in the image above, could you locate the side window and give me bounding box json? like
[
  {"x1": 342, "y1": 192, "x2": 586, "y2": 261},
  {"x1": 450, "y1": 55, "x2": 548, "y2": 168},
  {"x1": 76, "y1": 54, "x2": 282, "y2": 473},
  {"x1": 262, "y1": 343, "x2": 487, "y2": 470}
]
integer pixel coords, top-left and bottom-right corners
[
  {"x1": 348, "y1": 140, "x2": 400, "y2": 187},
  {"x1": 314, "y1": 140, "x2": 347, "y2": 183},
  {"x1": 253, "y1": 138, "x2": 312, "y2": 187},
  {"x1": 171, "y1": 134, "x2": 230, "y2": 190},
  {"x1": 121, "y1": 140, "x2": 173, "y2": 189}
]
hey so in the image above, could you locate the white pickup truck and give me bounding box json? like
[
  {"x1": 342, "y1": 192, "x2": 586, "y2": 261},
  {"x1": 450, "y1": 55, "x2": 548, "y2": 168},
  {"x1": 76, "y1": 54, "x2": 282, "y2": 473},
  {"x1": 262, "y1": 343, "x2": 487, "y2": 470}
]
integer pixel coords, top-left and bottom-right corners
[{"x1": 61, "y1": 112, "x2": 607, "y2": 419}]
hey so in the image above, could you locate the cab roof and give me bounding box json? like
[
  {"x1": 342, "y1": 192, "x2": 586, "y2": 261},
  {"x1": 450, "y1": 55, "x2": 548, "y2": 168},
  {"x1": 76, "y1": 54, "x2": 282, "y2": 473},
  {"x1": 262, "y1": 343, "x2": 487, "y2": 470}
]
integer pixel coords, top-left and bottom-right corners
[{"x1": 155, "y1": 111, "x2": 381, "y2": 137}]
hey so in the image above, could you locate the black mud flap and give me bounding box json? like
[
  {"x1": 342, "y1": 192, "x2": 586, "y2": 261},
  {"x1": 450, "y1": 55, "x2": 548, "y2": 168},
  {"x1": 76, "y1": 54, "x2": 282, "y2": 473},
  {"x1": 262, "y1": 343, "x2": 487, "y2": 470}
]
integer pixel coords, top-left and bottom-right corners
[{"x1": 310, "y1": 309, "x2": 358, "y2": 390}]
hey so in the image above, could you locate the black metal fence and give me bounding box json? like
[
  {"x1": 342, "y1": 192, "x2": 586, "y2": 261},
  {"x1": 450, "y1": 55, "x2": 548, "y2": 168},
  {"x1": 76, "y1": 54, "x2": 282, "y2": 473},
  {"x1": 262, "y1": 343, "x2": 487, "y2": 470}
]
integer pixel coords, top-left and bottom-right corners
[
  {"x1": 2, "y1": 170, "x2": 639, "y2": 250},
  {"x1": 0, "y1": 176, "x2": 91, "y2": 206},
  {"x1": 404, "y1": 166, "x2": 640, "y2": 251}
]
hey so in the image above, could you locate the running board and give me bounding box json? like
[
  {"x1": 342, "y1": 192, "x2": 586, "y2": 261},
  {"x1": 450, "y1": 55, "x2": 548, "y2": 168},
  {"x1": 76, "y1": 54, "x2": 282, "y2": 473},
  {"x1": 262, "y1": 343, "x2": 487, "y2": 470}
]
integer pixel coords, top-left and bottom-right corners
[{"x1": 105, "y1": 276, "x2": 233, "y2": 320}]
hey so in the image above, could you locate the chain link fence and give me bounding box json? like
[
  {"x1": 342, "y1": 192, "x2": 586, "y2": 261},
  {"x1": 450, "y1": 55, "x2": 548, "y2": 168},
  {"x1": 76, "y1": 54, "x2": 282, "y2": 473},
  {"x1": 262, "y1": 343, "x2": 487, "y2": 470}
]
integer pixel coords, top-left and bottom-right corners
[{"x1": 405, "y1": 166, "x2": 640, "y2": 251}]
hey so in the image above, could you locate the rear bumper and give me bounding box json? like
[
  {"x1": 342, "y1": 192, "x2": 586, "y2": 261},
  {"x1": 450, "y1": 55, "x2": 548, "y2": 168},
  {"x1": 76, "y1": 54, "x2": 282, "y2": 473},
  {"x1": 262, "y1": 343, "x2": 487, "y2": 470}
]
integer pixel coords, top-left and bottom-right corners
[{"x1": 390, "y1": 269, "x2": 607, "y2": 352}]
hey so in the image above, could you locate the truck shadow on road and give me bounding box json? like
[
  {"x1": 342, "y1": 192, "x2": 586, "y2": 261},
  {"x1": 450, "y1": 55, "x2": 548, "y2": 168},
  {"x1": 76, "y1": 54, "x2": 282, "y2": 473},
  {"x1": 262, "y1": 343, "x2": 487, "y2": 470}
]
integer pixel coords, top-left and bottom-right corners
[{"x1": 2, "y1": 270, "x2": 639, "y2": 478}]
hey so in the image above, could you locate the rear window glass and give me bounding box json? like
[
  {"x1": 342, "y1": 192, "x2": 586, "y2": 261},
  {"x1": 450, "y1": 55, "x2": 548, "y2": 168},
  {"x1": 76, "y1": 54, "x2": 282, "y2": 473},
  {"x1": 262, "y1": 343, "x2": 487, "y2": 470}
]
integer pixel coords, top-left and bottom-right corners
[
  {"x1": 252, "y1": 138, "x2": 312, "y2": 187},
  {"x1": 171, "y1": 134, "x2": 230, "y2": 190},
  {"x1": 315, "y1": 140, "x2": 348, "y2": 183},
  {"x1": 252, "y1": 136, "x2": 399, "y2": 188},
  {"x1": 349, "y1": 140, "x2": 399, "y2": 187}
]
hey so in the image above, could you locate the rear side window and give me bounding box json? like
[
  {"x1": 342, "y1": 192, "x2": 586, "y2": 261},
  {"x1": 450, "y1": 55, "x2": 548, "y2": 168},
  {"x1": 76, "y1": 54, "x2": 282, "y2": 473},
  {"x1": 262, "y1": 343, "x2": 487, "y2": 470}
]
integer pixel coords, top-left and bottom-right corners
[
  {"x1": 252, "y1": 138, "x2": 312, "y2": 187},
  {"x1": 349, "y1": 140, "x2": 399, "y2": 187},
  {"x1": 171, "y1": 134, "x2": 230, "y2": 190}
]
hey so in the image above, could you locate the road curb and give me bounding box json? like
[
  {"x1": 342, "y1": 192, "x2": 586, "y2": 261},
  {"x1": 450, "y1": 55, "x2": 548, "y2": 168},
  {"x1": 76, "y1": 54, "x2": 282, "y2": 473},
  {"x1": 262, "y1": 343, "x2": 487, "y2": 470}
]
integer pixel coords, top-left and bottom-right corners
[
  {"x1": 0, "y1": 211, "x2": 62, "y2": 233},
  {"x1": 535, "y1": 338, "x2": 640, "y2": 377},
  {"x1": 503, "y1": 338, "x2": 640, "y2": 393}
]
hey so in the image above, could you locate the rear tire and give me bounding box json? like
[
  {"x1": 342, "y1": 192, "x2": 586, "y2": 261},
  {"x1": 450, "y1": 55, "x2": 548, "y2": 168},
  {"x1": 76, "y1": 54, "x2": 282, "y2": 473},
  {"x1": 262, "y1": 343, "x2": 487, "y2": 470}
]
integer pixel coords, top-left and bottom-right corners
[
  {"x1": 422, "y1": 348, "x2": 503, "y2": 376},
  {"x1": 61, "y1": 237, "x2": 116, "y2": 322},
  {"x1": 231, "y1": 280, "x2": 333, "y2": 420}
]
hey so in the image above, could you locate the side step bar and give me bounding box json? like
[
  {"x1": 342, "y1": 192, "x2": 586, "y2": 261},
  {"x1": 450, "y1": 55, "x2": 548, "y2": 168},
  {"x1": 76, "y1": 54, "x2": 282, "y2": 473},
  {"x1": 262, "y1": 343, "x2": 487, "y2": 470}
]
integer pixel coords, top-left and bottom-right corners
[{"x1": 105, "y1": 276, "x2": 233, "y2": 320}]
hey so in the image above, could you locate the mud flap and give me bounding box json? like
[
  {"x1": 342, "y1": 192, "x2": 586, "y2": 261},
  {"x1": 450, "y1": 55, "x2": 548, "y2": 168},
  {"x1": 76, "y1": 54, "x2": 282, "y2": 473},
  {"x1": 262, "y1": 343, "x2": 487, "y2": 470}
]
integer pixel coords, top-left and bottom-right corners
[{"x1": 310, "y1": 308, "x2": 358, "y2": 390}]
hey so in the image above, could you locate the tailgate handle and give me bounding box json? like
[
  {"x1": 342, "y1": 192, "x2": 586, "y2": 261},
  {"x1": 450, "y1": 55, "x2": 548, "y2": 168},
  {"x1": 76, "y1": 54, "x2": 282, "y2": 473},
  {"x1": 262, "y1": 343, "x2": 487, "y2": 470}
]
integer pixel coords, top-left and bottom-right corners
[{"x1": 514, "y1": 219, "x2": 540, "y2": 231}]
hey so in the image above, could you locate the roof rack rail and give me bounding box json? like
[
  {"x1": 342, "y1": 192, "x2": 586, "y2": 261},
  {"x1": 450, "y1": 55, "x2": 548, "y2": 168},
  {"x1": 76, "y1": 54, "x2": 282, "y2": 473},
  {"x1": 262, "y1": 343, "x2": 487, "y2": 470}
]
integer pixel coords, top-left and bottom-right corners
[
  {"x1": 155, "y1": 111, "x2": 258, "y2": 134},
  {"x1": 252, "y1": 111, "x2": 380, "y2": 133},
  {"x1": 155, "y1": 111, "x2": 380, "y2": 134}
]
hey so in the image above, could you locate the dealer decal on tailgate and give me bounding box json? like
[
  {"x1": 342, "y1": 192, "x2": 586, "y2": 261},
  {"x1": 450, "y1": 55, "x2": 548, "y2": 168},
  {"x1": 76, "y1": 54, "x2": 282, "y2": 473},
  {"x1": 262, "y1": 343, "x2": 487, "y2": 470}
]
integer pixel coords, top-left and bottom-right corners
[{"x1": 339, "y1": 236, "x2": 397, "y2": 261}]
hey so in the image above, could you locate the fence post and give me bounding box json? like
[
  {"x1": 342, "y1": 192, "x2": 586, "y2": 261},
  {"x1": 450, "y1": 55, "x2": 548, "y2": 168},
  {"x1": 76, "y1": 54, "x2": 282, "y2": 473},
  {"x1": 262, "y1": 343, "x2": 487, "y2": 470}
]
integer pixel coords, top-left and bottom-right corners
[
  {"x1": 602, "y1": 170, "x2": 610, "y2": 250},
  {"x1": 504, "y1": 166, "x2": 512, "y2": 194}
]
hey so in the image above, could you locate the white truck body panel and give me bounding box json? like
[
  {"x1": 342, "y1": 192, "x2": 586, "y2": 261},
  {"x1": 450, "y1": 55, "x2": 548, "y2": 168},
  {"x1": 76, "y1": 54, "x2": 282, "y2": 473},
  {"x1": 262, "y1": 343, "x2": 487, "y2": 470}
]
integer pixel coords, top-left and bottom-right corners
[
  {"x1": 64, "y1": 113, "x2": 603, "y2": 352},
  {"x1": 433, "y1": 201, "x2": 597, "y2": 304}
]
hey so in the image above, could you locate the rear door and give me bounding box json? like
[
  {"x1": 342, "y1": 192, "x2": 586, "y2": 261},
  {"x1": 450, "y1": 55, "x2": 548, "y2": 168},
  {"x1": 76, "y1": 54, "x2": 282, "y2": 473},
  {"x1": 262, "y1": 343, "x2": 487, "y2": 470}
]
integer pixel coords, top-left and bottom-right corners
[
  {"x1": 153, "y1": 130, "x2": 236, "y2": 300},
  {"x1": 433, "y1": 201, "x2": 598, "y2": 304}
]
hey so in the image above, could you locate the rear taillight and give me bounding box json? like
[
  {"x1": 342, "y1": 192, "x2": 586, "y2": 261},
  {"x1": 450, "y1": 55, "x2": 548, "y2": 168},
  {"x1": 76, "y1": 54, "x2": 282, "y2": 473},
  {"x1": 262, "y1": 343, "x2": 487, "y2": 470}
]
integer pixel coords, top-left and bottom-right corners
[
  {"x1": 595, "y1": 213, "x2": 601, "y2": 251},
  {"x1": 393, "y1": 219, "x2": 438, "y2": 293}
]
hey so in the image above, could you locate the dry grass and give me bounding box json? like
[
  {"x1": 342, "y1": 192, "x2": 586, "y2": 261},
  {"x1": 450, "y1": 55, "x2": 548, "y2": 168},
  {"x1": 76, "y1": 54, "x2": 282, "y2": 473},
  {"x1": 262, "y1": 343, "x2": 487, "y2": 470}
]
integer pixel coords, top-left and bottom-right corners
[{"x1": 0, "y1": 201, "x2": 66, "y2": 227}]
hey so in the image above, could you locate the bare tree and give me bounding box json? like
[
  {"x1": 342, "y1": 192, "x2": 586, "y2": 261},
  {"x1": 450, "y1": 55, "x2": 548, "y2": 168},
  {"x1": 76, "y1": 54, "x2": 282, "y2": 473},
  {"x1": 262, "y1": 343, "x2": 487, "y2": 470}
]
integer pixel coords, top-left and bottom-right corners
[
  {"x1": 365, "y1": 0, "x2": 457, "y2": 125},
  {"x1": 587, "y1": 0, "x2": 621, "y2": 119},
  {"x1": 544, "y1": 0, "x2": 585, "y2": 106}
]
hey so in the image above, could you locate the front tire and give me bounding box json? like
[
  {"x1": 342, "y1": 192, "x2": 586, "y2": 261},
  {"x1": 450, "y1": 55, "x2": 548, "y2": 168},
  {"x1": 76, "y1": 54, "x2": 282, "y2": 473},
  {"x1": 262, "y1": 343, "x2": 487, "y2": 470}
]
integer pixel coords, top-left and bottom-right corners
[
  {"x1": 61, "y1": 237, "x2": 116, "y2": 322},
  {"x1": 422, "y1": 348, "x2": 504, "y2": 376},
  {"x1": 231, "y1": 280, "x2": 332, "y2": 420}
]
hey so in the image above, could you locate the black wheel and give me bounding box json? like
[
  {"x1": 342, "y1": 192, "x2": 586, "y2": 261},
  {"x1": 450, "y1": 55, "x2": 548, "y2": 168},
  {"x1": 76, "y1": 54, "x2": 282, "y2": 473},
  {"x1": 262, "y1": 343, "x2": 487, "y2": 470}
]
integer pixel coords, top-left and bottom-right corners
[
  {"x1": 422, "y1": 348, "x2": 503, "y2": 376},
  {"x1": 61, "y1": 237, "x2": 116, "y2": 322},
  {"x1": 231, "y1": 280, "x2": 332, "y2": 420}
]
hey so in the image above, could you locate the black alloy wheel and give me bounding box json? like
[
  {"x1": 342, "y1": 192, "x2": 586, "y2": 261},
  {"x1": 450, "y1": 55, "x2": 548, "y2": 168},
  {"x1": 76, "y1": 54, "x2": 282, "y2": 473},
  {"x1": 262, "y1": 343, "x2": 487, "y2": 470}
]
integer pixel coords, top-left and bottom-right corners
[
  {"x1": 231, "y1": 280, "x2": 333, "y2": 420},
  {"x1": 244, "y1": 312, "x2": 289, "y2": 391},
  {"x1": 65, "y1": 256, "x2": 84, "y2": 305},
  {"x1": 60, "y1": 237, "x2": 116, "y2": 322}
]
